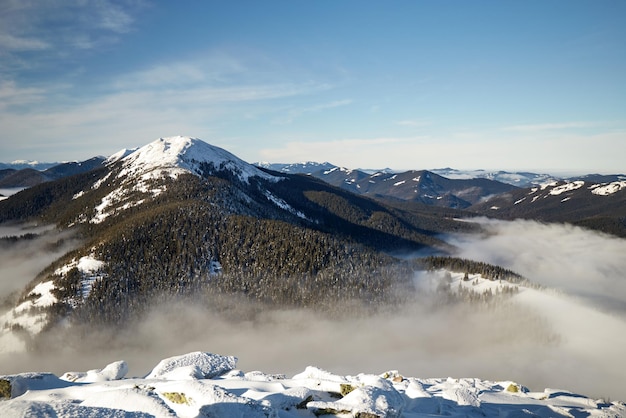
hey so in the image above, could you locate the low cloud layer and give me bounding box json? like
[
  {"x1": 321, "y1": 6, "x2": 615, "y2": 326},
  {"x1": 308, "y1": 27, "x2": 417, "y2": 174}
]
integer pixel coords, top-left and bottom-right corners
[
  {"x1": 1, "y1": 218, "x2": 625, "y2": 401},
  {"x1": 447, "y1": 218, "x2": 626, "y2": 315},
  {"x1": 0, "y1": 224, "x2": 80, "y2": 303}
]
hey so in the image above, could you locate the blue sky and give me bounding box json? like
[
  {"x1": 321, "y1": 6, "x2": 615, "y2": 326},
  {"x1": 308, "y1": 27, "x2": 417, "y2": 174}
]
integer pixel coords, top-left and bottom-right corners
[{"x1": 0, "y1": 1, "x2": 624, "y2": 173}]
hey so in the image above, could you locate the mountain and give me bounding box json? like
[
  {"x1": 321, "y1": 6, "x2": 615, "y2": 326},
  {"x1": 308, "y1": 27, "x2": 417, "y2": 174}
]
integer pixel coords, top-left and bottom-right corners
[
  {"x1": 0, "y1": 136, "x2": 475, "y2": 352},
  {"x1": 257, "y1": 162, "x2": 626, "y2": 236},
  {"x1": 1, "y1": 351, "x2": 624, "y2": 417},
  {"x1": 0, "y1": 161, "x2": 58, "y2": 171},
  {"x1": 0, "y1": 168, "x2": 51, "y2": 188},
  {"x1": 259, "y1": 163, "x2": 563, "y2": 188},
  {"x1": 470, "y1": 179, "x2": 626, "y2": 237},
  {"x1": 308, "y1": 167, "x2": 519, "y2": 209},
  {"x1": 430, "y1": 168, "x2": 560, "y2": 188},
  {"x1": 0, "y1": 157, "x2": 106, "y2": 188},
  {"x1": 254, "y1": 161, "x2": 336, "y2": 175},
  {"x1": 257, "y1": 163, "x2": 520, "y2": 209}
]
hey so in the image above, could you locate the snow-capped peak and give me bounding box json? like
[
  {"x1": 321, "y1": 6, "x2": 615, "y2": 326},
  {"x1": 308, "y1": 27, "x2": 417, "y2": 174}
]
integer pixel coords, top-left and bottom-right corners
[
  {"x1": 105, "y1": 147, "x2": 138, "y2": 165},
  {"x1": 118, "y1": 136, "x2": 277, "y2": 183}
]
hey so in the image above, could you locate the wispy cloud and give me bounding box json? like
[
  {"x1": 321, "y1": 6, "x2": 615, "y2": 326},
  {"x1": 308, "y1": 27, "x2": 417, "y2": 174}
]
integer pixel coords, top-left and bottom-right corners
[
  {"x1": 0, "y1": 80, "x2": 47, "y2": 110},
  {"x1": 0, "y1": 0, "x2": 143, "y2": 72},
  {"x1": 258, "y1": 137, "x2": 418, "y2": 166},
  {"x1": 502, "y1": 121, "x2": 598, "y2": 132},
  {"x1": 0, "y1": 72, "x2": 333, "y2": 160},
  {"x1": 112, "y1": 54, "x2": 250, "y2": 90},
  {"x1": 96, "y1": 1, "x2": 135, "y2": 34},
  {"x1": 273, "y1": 99, "x2": 352, "y2": 125},
  {"x1": 0, "y1": 33, "x2": 49, "y2": 51}
]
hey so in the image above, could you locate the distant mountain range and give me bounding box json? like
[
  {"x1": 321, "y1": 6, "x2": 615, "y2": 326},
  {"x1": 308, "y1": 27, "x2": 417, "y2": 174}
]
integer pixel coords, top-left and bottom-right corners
[
  {"x1": 471, "y1": 178, "x2": 626, "y2": 236},
  {"x1": 0, "y1": 157, "x2": 105, "y2": 189}
]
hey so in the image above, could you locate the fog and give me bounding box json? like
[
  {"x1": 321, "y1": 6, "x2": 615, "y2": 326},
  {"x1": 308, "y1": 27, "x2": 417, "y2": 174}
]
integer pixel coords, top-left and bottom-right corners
[
  {"x1": 2, "y1": 295, "x2": 562, "y2": 392},
  {"x1": 1, "y1": 219, "x2": 626, "y2": 401},
  {"x1": 447, "y1": 218, "x2": 626, "y2": 316},
  {"x1": 0, "y1": 224, "x2": 80, "y2": 304}
]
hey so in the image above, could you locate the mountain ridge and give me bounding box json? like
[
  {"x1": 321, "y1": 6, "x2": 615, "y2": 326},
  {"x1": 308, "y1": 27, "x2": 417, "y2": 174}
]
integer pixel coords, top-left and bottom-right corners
[{"x1": 0, "y1": 136, "x2": 474, "y2": 353}]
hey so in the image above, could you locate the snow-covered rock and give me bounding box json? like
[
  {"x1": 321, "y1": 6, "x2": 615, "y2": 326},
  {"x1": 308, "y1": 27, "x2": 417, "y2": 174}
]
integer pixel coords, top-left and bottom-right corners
[
  {"x1": 60, "y1": 360, "x2": 128, "y2": 383},
  {"x1": 145, "y1": 351, "x2": 238, "y2": 380},
  {"x1": 1, "y1": 353, "x2": 625, "y2": 418}
]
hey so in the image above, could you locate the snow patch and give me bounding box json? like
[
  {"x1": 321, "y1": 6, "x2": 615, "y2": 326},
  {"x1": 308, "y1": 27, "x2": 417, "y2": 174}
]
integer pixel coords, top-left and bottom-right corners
[
  {"x1": 0, "y1": 280, "x2": 57, "y2": 337},
  {"x1": 264, "y1": 191, "x2": 309, "y2": 220},
  {"x1": 591, "y1": 181, "x2": 626, "y2": 196},
  {"x1": 549, "y1": 181, "x2": 584, "y2": 196},
  {"x1": 54, "y1": 255, "x2": 106, "y2": 300}
]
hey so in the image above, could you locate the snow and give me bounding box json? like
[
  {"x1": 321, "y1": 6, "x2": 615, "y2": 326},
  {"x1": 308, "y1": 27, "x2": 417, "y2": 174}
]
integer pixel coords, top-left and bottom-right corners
[
  {"x1": 146, "y1": 352, "x2": 237, "y2": 380},
  {"x1": 1, "y1": 351, "x2": 623, "y2": 417},
  {"x1": 86, "y1": 137, "x2": 285, "y2": 224},
  {"x1": 54, "y1": 255, "x2": 105, "y2": 277},
  {"x1": 591, "y1": 181, "x2": 626, "y2": 196},
  {"x1": 0, "y1": 255, "x2": 107, "y2": 345},
  {"x1": 264, "y1": 191, "x2": 309, "y2": 220},
  {"x1": 393, "y1": 180, "x2": 406, "y2": 186},
  {"x1": 2, "y1": 269, "x2": 626, "y2": 416},
  {"x1": 0, "y1": 280, "x2": 57, "y2": 340},
  {"x1": 118, "y1": 136, "x2": 279, "y2": 184},
  {"x1": 548, "y1": 181, "x2": 584, "y2": 196},
  {"x1": 105, "y1": 147, "x2": 138, "y2": 165}
]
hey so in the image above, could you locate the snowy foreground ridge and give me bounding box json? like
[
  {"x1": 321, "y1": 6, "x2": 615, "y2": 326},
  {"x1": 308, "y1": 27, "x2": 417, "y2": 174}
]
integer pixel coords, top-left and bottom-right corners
[{"x1": 1, "y1": 352, "x2": 624, "y2": 418}]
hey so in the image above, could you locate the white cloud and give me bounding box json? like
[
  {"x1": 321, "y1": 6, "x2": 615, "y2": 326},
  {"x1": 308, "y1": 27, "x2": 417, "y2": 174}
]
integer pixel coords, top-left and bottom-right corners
[
  {"x1": 0, "y1": 74, "x2": 331, "y2": 160},
  {"x1": 96, "y1": 1, "x2": 135, "y2": 33},
  {"x1": 0, "y1": 34, "x2": 49, "y2": 51},
  {"x1": 448, "y1": 218, "x2": 626, "y2": 315}
]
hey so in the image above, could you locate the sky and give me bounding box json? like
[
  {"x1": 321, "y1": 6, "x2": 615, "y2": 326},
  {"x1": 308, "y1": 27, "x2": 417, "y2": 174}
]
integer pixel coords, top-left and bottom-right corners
[{"x1": 0, "y1": 0, "x2": 624, "y2": 173}]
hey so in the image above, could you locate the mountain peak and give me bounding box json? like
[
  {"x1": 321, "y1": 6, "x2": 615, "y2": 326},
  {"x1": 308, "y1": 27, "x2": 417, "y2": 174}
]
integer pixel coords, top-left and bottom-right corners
[{"x1": 118, "y1": 136, "x2": 277, "y2": 183}]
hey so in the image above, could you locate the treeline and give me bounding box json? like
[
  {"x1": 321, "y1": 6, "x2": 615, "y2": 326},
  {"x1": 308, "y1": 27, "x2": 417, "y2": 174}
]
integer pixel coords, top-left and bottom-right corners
[{"x1": 415, "y1": 256, "x2": 525, "y2": 283}]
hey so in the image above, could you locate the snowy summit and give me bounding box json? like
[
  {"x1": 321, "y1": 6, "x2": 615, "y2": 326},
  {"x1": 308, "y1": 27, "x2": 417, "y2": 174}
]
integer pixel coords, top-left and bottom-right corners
[{"x1": 117, "y1": 136, "x2": 278, "y2": 184}]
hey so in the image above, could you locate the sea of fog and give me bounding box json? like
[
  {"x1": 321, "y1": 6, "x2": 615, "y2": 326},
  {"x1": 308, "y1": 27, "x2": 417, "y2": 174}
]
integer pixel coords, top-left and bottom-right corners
[{"x1": 1, "y1": 219, "x2": 625, "y2": 401}]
